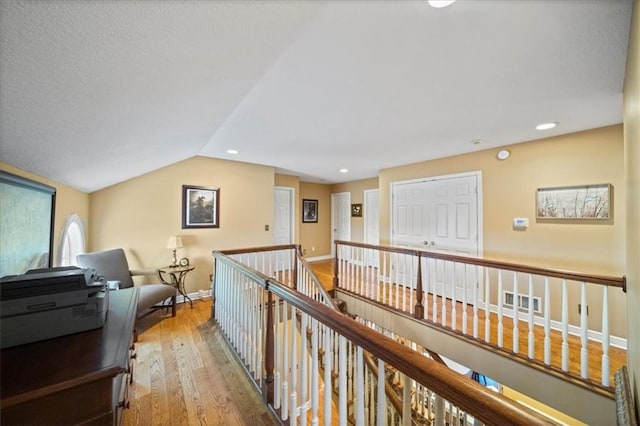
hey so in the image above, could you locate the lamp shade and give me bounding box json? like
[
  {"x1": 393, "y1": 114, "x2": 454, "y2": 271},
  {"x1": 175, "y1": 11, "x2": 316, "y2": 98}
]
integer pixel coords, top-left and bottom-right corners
[{"x1": 166, "y1": 236, "x2": 183, "y2": 250}]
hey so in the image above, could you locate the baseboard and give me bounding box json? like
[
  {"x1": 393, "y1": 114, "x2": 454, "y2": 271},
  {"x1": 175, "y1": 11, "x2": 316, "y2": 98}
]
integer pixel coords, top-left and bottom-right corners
[
  {"x1": 177, "y1": 289, "x2": 212, "y2": 304},
  {"x1": 305, "y1": 254, "x2": 333, "y2": 262}
]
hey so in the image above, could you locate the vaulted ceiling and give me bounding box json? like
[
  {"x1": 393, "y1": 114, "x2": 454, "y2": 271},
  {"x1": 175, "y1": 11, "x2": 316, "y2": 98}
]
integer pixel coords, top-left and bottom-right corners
[{"x1": 0, "y1": 1, "x2": 633, "y2": 193}]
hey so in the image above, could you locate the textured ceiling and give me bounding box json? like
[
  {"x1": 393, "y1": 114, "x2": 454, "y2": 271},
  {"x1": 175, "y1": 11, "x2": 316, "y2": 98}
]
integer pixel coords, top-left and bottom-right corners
[{"x1": 0, "y1": 0, "x2": 633, "y2": 192}]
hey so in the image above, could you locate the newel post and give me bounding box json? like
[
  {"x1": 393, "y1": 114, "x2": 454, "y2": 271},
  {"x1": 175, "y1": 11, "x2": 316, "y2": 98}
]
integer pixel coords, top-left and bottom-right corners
[
  {"x1": 414, "y1": 252, "x2": 424, "y2": 319},
  {"x1": 263, "y1": 287, "x2": 275, "y2": 405}
]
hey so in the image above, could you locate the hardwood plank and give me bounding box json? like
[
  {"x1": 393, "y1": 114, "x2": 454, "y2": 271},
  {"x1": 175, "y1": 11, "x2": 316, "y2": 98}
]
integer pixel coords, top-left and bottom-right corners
[{"x1": 123, "y1": 301, "x2": 278, "y2": 426}]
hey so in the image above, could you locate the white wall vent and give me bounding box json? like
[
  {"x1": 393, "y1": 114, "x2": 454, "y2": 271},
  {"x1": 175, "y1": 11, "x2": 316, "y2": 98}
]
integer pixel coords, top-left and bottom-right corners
[{"x1": 503, "y1": 291, "x2": 541, "y2": 314}]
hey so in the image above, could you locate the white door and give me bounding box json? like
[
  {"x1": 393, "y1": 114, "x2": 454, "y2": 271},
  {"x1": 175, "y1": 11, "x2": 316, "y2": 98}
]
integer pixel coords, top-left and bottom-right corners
[
  {"x1": 392, "y1": 173, "x2": 481, "y2": 302},
  {"x1": 274, "y1": 187, "x2": 294, "y2": 270},
  {"x1": 364, "y1": 189, "x2": 379, "y2": 267},
  {"x1": 331, "y1": 192, "x2": 351, "y2": 258}
]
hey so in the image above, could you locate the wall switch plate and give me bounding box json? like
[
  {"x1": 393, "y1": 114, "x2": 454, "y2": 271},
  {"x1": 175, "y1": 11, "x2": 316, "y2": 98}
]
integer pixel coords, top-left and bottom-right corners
[{"x1": 265, "y1": 224, "x2": 269, "y2": 231}]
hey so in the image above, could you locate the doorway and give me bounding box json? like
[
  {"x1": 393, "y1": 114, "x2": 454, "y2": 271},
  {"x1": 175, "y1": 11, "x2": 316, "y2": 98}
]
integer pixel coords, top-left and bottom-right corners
[{"x1": 331, "y1": 192, "x2": 351, "y2": 258}]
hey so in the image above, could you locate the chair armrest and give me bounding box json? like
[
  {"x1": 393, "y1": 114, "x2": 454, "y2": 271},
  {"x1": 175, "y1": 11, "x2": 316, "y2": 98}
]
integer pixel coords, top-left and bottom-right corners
[{"x1": 130, "y1": 268, "x2": 159, "y2": 277}]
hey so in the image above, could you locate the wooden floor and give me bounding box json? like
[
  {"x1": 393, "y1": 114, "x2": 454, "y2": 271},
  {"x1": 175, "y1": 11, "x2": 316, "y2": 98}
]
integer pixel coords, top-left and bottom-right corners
[
  {"x1": 123, "y1": 300, "x2": 278, "y2": 426},
  {"x1": 309, "y1": 259, "x2": 627, "y2": 388}
]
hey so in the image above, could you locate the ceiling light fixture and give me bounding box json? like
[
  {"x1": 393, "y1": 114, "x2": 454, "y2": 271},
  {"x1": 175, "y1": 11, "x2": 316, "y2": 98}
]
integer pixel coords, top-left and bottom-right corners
[
  {"x1": 339, "y1": 168, "x2": 348, "y2": 173},
  {"x1": 536, "y1": 122, "x2": 557, "y2": 131},
  {"x1": 428, "y1": 0, "x2": 457, "y2": 8},
  {"x1": 497, "y1": 149, "x2": 510, "y2": 160},
  {"x1": 226, "y1": 149, "x2": 239, "y2": 154}
]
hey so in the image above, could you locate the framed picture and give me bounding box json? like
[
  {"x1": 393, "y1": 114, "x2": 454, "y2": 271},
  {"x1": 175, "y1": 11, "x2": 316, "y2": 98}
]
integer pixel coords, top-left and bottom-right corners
[
  {"x1": 302, "y1": 199, "x2": 318, "y2": 223},
  {"x1": 351, "y1": 203, "x2": 363, "y2": 217},
  {"x1": 536, "y1": 183, "x2": 611, "y2": 220},
  {"x1": 182, "y1": 185, "x2": 220, "y2": 228}
]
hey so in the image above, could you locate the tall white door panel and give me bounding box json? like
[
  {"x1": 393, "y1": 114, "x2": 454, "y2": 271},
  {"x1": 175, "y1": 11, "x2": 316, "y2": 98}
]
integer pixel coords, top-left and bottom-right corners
[
  {"x1": 274, "y1": 187, "x2": 293, "y2": 270},
  {"x1": 331, "y1": 192, "x2": 351, "y2": 258},
  {"x1": 392, "y1": 173, "x2": 480, "y2": 301}
]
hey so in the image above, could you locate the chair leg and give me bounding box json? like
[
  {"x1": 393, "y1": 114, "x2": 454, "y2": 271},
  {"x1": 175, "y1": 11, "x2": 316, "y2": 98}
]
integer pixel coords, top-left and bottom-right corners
[{"x1": 171, "y1": 295, "x2": 177, "y2": 317}]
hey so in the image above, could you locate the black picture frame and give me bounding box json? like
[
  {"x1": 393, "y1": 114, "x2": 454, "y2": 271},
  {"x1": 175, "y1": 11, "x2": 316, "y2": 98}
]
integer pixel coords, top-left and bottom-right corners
[
  {"x1": 302, "y1": 199, "x2": 318, "y2": 223},
  {"x1": 351, "y1": 203, "x2": 363, "y2": 217},
  {"x1": 182, "y1": 185, "x2": 220, "y2": 229}
]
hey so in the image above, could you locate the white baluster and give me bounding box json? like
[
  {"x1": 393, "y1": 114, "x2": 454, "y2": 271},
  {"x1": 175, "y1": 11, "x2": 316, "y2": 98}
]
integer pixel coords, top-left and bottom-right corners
[
  {"x1": 452, "y1": 261, "x2": 457, "y2": 332},
  {"x1": 561, "y1": 279, "x2": 569, "y2": 372},
  {"x1": 274, "y1": 294, "x2": 282, "y2": 409},
  {"x1": 377, "y1": 358, "x2": 387, "y2": 426},
  {"x1": 339, "y1": 336, "x2": 347, "y2": 426},
  {"x1": 300, "y1": 313, "x2": 308, "y2": 426},
  {"x1": 323, "y1": 327, "x2": 332, "y2": 426},
  {"x1": 462, "y1": 264, "x2": 468, "y2": 335},
  {"x1": 484, "y1": 268, "x2": 491, "y2": 343},
  {"x1": 402, "y1": 374, "x2": 411, "y2": 426},
  {"x1": 580, "y1": 282, "x2": 588, "y2": 379},
  {"x1": 432, "y1": 259, "x2": 438, "y2": 323},
  {"x1": 290, "y1": 306, "x2": 298, "y2": 426},
  {"x1": 473, "y1": 265, "x2": 479, "y2": 339},
  {"x1": 441, "y1": 261, "x2": 447, "y2": 327},
  {"x1": 544, "y1": 277, "x2": 551, "y2": 365},
  {"x1": 601, "y1": 286, "x2": 610, "y2": 387},
  {"x1": 434, "y1": 394, "x2": 445, "y2": 425},
  {"x1": 512, "y1": 271, "x2": 519, "y2": 354},
  {"x1": 497, "y1": 270, "x2": 504, "y2": 348},
  {"x1": 282, "y1": 300, "x2": 290, "y2": 420},
  {"x1": 355, "y1": 346, "x2": 365, "y2": 425},
  {"x1": 528, "y1": 274, "x2": 535, "y2": 359}
]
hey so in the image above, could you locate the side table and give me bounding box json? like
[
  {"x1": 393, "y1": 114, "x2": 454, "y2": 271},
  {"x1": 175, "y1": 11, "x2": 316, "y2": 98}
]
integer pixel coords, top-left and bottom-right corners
[{"x1": 159, "y1": 265, "x2": 195, "y2": 308}]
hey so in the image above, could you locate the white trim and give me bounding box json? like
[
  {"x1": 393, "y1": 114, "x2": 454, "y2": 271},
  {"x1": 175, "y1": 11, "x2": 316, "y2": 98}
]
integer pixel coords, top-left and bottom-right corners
[
  {"x1": 58, "y1": 213, "x2": 86, "y2": 266},
  {"x1": 331, "y1": 192, "x2": 351, "y2": 258},
  {"x1": 304, "y1": 254, "x2": 333, "y2": 262},
  {"x1": 482, "y1": 301, "x2": 627, "y2": 350},
  {"x1": 177, "y1": 289, "x2": 212, "y2": 304}
]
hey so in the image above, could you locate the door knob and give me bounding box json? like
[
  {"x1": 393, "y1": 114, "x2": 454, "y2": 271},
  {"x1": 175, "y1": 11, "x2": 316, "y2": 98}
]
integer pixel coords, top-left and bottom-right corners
[{"x1": 429, "y1": 241, "x2": 435, "y2": 246}]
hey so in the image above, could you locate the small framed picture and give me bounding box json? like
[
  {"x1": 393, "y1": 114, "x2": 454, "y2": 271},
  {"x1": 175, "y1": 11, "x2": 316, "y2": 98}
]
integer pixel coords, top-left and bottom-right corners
[
  {"x1": 302, "y1": 199, "x2": 318, "y2": 223},
  {"x1": 182, "y1": 185, "x2": 220, "y2": 228},
  {"x1": 351, "y1": 203, "x2": 362, "y2": 217}
]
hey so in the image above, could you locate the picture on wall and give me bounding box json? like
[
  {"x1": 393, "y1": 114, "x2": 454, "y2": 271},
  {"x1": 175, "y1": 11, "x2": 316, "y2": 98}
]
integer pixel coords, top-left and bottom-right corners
[
  {"x1": 182, "y1": 185, "x2": 220, "y2": 228},
  {"x1": 536, "y1": 183, "x2": 611, "y2": 220},
  {"x1": 302, "y1": 199, "x2": 318, "y2": 223},
  {"x1": 351, "y1": 203, "x2": 362, "y2": 217}
]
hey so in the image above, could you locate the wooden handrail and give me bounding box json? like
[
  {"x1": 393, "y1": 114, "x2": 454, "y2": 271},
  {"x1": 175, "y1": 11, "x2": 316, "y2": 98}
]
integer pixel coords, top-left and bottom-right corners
[
  {"x1": 335, "y1": 240, "x2": 625, "y2": 289},
  {"x1": 218, "y1": 244, "x2": 299, "y2": 256},
  {"x1": 296, "y1": 250, "x2": 340, "y2": 311},
  {"x1": 265, "y1": 277, "x2": 557, "y2": 425}
]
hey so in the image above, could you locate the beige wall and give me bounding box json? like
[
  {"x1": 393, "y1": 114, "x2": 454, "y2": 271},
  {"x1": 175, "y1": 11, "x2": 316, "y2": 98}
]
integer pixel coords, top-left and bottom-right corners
[
  {"x1": 331, "y1": 178, "x2": 379, "y2": 243},
  {"x1": 624, "y1": 0, "x2": 640, "y2": 411},
  {"x1": 89, "y1": 156, "x2": 275, "y2": 293},
  {"x1": 0, "y1": 162, "x2": 90, "y2": 266},
  {"x1": 379, "y1": 125, "x2": 625, "y2": 275},
  {"x1": 299, "y1": 182, "x2": 332, "y2": 257}
]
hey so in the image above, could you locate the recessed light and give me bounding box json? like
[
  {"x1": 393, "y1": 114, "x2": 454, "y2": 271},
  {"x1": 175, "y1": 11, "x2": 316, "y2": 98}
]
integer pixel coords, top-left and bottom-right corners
[
  {"x1": 428, "y1": 0, "x2": 456, "y2": 8},
  {"x1": 339, "y1": 168, "x2": 349, "y2": 173},
  {"x1": 536, "y1": 122, "x2": 557, "y2": 131},
  {"x1": 226, "y1": 149, "x2": 239, "y2": 154}
]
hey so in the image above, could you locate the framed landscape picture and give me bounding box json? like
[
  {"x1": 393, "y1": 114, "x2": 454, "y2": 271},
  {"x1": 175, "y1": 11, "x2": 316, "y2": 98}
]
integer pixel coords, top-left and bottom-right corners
[
  {"x1": 182, "y1": 185, "x2": 220, "y2": 228},
  {"x1": 302, "y1": 199, "x2": 318, "y2": 223},
  {"x1": 536, "y1": 184, "x2": 610, "y2": 220}
]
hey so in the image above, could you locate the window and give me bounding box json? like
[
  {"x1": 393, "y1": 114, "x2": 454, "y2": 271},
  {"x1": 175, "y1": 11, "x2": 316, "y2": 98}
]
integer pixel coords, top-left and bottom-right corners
[{"x1": 59, "y1": 214, "x2": 86, "y2": 266}]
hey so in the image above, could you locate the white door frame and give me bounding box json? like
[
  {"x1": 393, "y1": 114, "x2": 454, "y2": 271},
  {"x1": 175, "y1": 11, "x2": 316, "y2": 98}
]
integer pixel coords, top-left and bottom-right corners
[{"x1": 331, "y1": 192, "x2": 351, "y2": 258}]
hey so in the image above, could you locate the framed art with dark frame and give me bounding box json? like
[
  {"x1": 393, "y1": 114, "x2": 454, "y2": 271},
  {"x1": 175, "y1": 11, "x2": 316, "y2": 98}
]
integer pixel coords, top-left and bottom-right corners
[
  {"x1": 302, "y1": 199, "x2": 318, "y2": 223},
  {"x1": 182, "y1": 185, "x2": 220, "y2": 229},
  {"x1": 351, "y1": 203, "x2": 362, "y2": 217}
]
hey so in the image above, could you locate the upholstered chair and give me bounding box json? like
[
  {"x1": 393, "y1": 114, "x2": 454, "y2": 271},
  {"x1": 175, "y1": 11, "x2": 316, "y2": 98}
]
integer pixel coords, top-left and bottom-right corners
[{"x1": 77, "y1": 248, "x2": 176, "y2": 317}]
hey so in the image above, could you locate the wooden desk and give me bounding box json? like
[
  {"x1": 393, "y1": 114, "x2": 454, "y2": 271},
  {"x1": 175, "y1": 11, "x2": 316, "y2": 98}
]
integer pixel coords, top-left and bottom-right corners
[{"x1": 1, "y1": 287, "x2": 139, "y2": 425}]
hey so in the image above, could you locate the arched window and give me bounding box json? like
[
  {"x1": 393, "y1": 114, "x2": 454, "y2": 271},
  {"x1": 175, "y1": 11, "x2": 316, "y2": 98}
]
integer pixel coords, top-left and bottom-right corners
[{"x1": 59, "y1": 214, "x2": 86, "y2": 266}]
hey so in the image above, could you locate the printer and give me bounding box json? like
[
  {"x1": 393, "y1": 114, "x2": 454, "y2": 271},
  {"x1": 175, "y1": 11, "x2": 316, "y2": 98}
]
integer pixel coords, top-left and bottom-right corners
[{"x1": 0, "y1": 267, "x2": 108, "y2": 348}]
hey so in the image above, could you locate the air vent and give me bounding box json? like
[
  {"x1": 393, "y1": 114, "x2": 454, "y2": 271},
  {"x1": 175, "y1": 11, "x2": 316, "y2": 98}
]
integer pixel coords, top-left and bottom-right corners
[{"x1": 503, "y1": 291, "x2": 541, "y2": 313}]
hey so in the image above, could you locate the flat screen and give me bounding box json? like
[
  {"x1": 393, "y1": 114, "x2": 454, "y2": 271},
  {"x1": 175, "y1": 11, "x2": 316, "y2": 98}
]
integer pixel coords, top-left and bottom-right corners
[{"x1": 0, "y1": 170, "x2": 56, "y2": 277}]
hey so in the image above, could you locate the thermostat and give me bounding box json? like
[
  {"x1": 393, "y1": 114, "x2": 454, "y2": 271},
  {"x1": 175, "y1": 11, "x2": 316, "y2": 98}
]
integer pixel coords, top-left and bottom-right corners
[{"x1": 513, "y1": 218, "x2": 529, "y2": 230}]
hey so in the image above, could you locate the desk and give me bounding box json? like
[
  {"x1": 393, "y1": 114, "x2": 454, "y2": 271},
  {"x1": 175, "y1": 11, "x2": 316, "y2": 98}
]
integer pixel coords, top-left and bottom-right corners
[
  {"x1": 1, "y1": 287, "x2": 139, "y2": 425},
  {"x1": 159, "y1": 265, "x2": 195, "y2": 308}
]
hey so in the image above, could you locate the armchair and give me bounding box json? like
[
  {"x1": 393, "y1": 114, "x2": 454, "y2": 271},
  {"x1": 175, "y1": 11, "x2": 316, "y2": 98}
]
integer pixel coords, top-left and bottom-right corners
[{"x1": 77, "y1": 248, "x2": 176, "y2": 317}]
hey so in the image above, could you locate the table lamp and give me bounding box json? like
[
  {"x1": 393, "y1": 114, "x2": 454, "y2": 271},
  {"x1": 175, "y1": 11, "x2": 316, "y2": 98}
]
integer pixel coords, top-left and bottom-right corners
[{"x1": 166, "y1": 236, "x2": 183, "y2": 267}]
